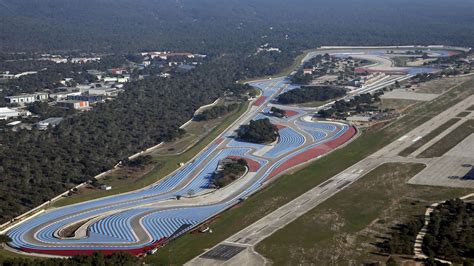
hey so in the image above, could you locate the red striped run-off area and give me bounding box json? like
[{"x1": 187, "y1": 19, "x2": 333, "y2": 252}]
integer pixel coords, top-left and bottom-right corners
[
  {"x1": 20, "y1": 238, "x2": 168, "y2": 256},
  {"x1": 266, "y1": 126, "x2": 357, "y2": 180},
  {"x1": 253, "y1": 96, "x2": 267, "y2": 106},
  {"x1": 226, "y1": 156, "x2": 261, "y2": 172}
]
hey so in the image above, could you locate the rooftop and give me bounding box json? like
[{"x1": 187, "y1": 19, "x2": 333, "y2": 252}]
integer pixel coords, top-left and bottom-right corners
[{"x1": 38, "y1": 117, "x2": 63, "y2": 125}]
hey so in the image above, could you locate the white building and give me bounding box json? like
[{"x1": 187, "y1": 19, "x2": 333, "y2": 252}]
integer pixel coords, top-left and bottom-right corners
[
  {"x1": 50, "y1": 58, "x2": 68, "y2": 64},
  {"x1": 303, "y1": 68, "x2": 314, "y2": 75},
  {"x1": 5, "y1": 92, "x2": 49, "y2": 104},
  {"x1": 49, "y1": 91, "x2": 81, "y2": 101},
  {"x1": 0, "y1": 71, "x2": 15, "y2": 79},
  {"x1": 6, "y1": 121, "x2": 21, "y2": 126},
  {"x1": 99, "y1": 184, "x2": 112, "y2": 191},
  {"x1": 59, "y1": 78, "x2": 74, "y2": 85},
  {"x1": 76, "y1": 84, "x2": 93, "y2": 93},
  {"x1": 102, "y1": 77, "x2": 118, "y2": 83},
  {"x1": 117, "y1": 77, "x2": 129, "y2": 83},
  {"x1": 0, "y1": 71, "x2": 37, "y2": 79},
  {"x1": 36, "y1": 117, "x2": 63, "y2": 130},
  {"x1": 71, "y1": 57, "x2": 101, "y2": 64},
  {"x1": 56, "y1": 100, "x2": 90, "y2": 110},
  {"x1": 0, "y1": 107, "x2": 20, "y2": 120},
  {"x1": 89, "y1": 88, "x2": 121, "y2": 96}
]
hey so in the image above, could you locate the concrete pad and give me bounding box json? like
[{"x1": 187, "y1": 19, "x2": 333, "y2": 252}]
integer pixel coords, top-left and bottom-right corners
[
  {"x1": 381, "y1": 89, "x2": 439, "y2": 101},
  {"x1": 408, "y1": 134, "x2": 474, "y2": 188},
  {"x1": 186, "y1": 246, "x2": 267, "y2": 266}
]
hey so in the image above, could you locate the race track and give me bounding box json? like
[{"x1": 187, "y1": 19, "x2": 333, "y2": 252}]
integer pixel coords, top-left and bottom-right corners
[{"x1": 5, "y1": 46, "x2": 463, "y2": 256}]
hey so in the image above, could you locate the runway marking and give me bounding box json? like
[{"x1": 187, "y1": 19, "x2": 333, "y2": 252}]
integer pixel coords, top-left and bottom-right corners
[
  {"x1": 256, "y1": 225, "x2": 268, "y2": 233},
  {"x1": 233, "y1": 237, "x2": 242, "y2": 242},
  {"x1": 412, "y1": 136, "x2": 422, "y2": 142},
  {"x1": 279, "y1": 211, "x2": 291, "y2": 219},
  {"x1": 200, "y1": 244, "x2": 246, "y2": 261},
  {"x1": 300, "y1": 198, "x2": 311, "y2": 205},
  {"x1": 398, "y1": 135, "x2": 408, "y2": 141},
  {"x1": 319, "y1": 179, "x2": 334, "y2": 188},
  {"x1": 336, "y1": 181, "x2": 351, "y2": 190}
]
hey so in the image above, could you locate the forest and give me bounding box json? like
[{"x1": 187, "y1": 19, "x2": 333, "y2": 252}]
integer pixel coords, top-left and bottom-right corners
[
  {"x1": 277, "y1": 86, "x2": 347, "y2": 104},
  {"x1": 381, "y1": 198, "x2": 474, "y2": 265},
  {"x1": 1, "y1": 0, "x2": 474, "y2": 54},
  {"x1": 237, "y1": 118, "x2": 279, "y2": 144},
  {"x1": 423, "y1": 199, "x2": 474, "y2": 264}
]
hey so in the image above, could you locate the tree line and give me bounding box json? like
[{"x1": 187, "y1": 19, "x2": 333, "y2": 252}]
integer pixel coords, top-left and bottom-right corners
[
  {"x1": 317, "y1": 91, "x2": 383, "y2": 119},
  {"x1": 194, "y1": 103, "x2": 239, "y2": 121},
  {"x1": 277, "y1": 86, "x2": 347, "y2": 104}
]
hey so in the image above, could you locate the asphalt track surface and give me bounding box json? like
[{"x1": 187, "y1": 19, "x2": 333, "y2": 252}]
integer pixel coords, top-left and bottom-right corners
[{"x1": 5, "y1": 47, "x2": 463, "y2": 257}]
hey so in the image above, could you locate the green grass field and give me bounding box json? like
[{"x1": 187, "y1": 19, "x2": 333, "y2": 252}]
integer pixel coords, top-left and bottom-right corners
[
  {"x1": 399, "y1": 118, "x2": 460, "y2": 157},
  {"x1": 418, "y1": 119, "x2": 474, "y2": 158},
  {"x1": 0, "y1": 247, "x2": 36, "y2": 260},
  {"x1": 255, "y1": 163, "x2": 472, "y2": 265}
]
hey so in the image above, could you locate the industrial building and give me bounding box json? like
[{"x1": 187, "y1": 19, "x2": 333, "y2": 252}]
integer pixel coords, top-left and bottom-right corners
[
  {"x1": 35, "y1": 117, "x2": 64, "y2": 130},
  {"x1": 0, "y1": 107, "x2": 20, "y2": 120},
  {"x1": 56, "y1": 100, "x2": 90, "y2": 110},
  {"x1": 4, "y1": 92, "x2": 49, "y2": 104}
]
